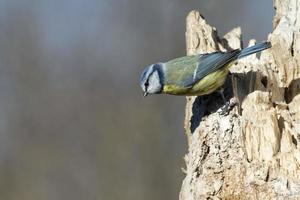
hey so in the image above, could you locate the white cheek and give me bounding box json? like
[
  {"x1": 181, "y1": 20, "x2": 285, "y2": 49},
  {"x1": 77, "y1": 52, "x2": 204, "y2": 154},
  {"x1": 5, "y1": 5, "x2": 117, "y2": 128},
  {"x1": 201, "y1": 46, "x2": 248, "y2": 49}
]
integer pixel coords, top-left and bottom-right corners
[{"x1": 148, "y1": 71, "x2": 161, "y2": 93}]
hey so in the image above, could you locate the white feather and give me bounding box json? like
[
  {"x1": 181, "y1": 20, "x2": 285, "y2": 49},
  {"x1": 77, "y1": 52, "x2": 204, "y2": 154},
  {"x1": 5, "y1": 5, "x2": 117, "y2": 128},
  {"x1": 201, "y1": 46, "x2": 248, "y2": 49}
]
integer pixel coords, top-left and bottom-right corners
[{"x1": 193, "y1": 64, "x2": 198, "y2": 81}]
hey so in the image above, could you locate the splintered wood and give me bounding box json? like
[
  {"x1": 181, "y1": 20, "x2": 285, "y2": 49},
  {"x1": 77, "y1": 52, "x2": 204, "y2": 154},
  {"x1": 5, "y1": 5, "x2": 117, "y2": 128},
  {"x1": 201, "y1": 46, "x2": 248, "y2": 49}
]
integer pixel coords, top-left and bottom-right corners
[{"x1": 181, "y1": 0, "x2": 300, "y2": 199}]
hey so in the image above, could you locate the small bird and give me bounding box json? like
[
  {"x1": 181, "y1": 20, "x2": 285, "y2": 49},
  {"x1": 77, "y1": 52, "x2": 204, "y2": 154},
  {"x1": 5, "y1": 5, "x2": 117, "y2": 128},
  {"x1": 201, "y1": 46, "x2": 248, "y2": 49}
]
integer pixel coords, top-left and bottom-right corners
[{"x1": 140, "y1": 42, "x2": 271, "y2": 97}]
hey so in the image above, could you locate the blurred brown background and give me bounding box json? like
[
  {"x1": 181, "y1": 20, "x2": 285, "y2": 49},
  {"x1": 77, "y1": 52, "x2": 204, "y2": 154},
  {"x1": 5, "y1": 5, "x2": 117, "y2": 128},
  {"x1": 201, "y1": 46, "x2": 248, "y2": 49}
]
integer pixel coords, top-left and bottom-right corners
[{"x1": 0, "y1": 1, "x2": 273, "y2": 199}]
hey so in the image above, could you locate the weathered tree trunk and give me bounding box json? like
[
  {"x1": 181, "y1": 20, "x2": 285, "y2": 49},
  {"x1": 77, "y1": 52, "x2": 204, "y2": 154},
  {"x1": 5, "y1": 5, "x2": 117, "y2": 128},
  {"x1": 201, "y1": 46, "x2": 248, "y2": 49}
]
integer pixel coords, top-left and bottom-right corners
[{"x1": 180, "y1": 0, "x2": 300, "y2": 199}]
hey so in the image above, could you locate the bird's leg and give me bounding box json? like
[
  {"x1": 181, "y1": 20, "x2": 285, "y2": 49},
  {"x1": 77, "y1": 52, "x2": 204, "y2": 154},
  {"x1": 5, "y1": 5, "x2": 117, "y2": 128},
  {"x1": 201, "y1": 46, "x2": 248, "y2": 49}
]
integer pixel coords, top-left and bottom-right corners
[
  {"x1": 218, "y1": 88, "x2": 227, "y2": 104},
  {"x1": 217, "y1": 87, "x2": 231, "y2": 115}
]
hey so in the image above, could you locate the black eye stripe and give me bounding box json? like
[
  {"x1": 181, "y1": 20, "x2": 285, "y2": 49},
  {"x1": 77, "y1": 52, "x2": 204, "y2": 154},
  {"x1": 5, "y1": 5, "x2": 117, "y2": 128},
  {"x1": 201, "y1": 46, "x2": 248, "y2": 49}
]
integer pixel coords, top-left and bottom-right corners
[
  {"x1": 149, "y1": 69, "x2": 155, "y2": 77},
  {"x1": 144, "y1": 81, "x2": 149, "y2": 90},
  {"x1": 145, "y1": 69, "x2": 156, "y2": 88}
]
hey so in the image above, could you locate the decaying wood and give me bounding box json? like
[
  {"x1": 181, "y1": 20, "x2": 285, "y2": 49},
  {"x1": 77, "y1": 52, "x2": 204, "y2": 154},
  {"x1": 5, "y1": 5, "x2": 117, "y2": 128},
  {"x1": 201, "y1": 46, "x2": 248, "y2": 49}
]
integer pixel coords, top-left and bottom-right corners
[{"x1": 180, "y1": 0, "x2": 300, "y2": 199}]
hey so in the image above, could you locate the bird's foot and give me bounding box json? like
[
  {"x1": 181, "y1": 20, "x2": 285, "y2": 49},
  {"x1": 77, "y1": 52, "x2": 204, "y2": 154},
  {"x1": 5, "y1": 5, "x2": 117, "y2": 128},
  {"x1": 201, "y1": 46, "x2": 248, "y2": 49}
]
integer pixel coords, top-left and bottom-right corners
[{"x1": 217, "y1": 99, "x2": 236, "y2": 116}]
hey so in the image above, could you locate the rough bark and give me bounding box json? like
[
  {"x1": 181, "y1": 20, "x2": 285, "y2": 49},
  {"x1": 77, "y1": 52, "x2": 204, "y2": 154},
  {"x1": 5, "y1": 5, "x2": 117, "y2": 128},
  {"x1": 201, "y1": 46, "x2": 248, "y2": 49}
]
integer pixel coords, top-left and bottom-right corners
[{"x1": 180, "y1": 0, "x2": 300, "y2": 199}]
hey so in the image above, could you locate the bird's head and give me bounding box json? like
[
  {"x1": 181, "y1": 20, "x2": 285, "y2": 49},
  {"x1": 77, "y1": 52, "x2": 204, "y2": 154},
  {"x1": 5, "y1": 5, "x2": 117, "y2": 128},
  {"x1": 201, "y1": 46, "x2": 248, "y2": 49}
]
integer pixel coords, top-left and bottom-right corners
[{"x1": 139, "y1": 63, "x2": 164, "y2": 97}]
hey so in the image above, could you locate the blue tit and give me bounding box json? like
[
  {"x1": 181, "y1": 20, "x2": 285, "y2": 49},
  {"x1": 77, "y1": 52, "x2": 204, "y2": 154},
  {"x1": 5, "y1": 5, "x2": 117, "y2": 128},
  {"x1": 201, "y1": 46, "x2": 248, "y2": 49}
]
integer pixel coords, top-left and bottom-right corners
[{"x1": 140, "y1": 42, "x2": 271, "y2": 97}]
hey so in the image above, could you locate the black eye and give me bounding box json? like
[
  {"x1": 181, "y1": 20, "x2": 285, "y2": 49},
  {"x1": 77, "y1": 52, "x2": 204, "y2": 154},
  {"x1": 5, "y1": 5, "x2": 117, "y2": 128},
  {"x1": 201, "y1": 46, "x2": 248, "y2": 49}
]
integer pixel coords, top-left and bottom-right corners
[{"x1": 144, "y1": 82, "x2": 149, "y2": 88}]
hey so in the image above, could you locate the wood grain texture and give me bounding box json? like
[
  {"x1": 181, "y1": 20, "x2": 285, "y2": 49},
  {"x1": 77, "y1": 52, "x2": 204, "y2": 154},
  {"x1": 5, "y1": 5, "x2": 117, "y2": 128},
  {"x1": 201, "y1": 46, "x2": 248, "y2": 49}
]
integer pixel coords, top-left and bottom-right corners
[{"x1": 180, "y1": 0, "x2": 300, "y2": 199}]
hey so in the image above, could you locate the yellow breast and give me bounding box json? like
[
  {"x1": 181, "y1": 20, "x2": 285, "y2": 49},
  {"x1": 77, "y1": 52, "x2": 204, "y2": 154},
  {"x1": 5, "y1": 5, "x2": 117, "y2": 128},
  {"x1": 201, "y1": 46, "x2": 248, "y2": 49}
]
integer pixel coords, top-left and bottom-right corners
[
  {"x1": 188, "y1": 68, "x2": 230, "y2": 96},
  {"x1": 163, "y1": 68, "x2": 230, "y2": 96}
]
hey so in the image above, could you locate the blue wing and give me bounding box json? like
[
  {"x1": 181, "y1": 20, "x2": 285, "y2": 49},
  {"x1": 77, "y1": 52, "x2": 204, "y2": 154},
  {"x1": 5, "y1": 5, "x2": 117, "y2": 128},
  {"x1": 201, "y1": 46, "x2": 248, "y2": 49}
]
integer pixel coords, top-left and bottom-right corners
[{"x1": 183, "y1": 49, "x2": 240, "y2": 87}]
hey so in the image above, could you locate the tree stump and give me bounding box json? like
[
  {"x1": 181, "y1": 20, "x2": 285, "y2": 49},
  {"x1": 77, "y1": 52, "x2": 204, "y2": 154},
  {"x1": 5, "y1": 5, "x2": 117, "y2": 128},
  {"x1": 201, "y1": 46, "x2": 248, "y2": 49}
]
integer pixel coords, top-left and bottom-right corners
[{"x1": 180, "y1": 0, "x2": 300, "y2": 199}]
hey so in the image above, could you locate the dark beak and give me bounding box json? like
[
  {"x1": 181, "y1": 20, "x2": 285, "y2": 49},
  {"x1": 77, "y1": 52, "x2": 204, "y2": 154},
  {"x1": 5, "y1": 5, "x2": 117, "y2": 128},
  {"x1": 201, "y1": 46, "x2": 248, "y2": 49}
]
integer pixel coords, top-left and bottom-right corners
[{"x1": 143, "y1": 92, "x2": 148, "y2": 97}]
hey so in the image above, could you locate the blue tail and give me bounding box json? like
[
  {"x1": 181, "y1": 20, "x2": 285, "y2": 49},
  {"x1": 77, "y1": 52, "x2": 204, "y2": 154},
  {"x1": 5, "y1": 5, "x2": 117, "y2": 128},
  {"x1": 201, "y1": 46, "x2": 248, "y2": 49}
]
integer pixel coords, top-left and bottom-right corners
[{"x1": 238, "y1": 42, "x2": 271, "y2": 59}]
